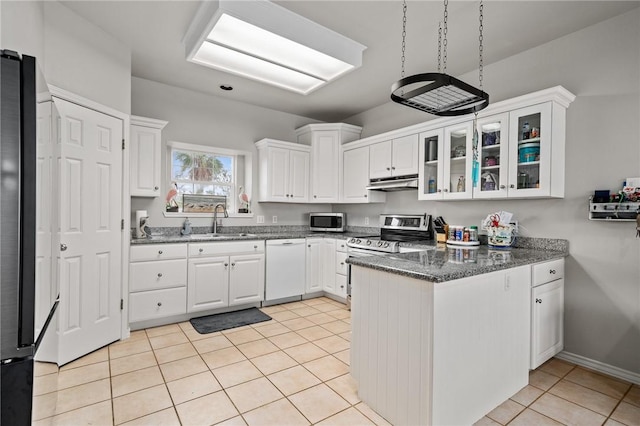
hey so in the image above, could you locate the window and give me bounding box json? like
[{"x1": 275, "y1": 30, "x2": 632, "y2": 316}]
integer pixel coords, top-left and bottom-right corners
[{"x1": 166, "y1": 141, "x2": 252, "y2": 216}]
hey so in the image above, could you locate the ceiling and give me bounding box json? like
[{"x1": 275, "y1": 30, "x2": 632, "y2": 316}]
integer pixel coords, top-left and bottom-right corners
[{"x1": 62, "y1": 1, "x2": 639, "y2": 122}]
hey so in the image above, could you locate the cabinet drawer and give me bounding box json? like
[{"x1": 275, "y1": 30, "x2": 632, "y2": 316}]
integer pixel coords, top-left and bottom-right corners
[
  {"x1": 532, "y1": 258, "x2": 564, "y2": 286},
  {"x1": 336, "y1": 273, "x2": 347, "y2": 296},
  {"x1": 336, "y1": 252, "x2": 348, "y2": 275},
  {"x1": 336, "y1": 239, "x2": 348, "y2": 253},
  {"x1": 130, "y1": 259, "x2": 187, "y2": 292},
  {"x1": 189, "y1": 240, "x2": 264, "y2": 257},
  {"x1": 129, "y1": 287, "x2": 186, "y2": 322},
  {"x1": 130, "y1": 244, "x2": 187, "y2": 262}
]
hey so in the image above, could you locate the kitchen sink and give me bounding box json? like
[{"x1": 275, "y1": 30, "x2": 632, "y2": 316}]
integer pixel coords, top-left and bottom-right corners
[{"x1": 189, "y1": 233, "x2": 257, "y2": 240}]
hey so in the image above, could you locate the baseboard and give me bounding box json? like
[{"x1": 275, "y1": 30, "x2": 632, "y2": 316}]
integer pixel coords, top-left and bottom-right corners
[{"x1": 556, "y1": 351, "x2": 640, "y2": 385}]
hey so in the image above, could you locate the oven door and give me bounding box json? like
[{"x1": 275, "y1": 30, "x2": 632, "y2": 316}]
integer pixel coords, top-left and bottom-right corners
[{"x1": 346, "y1": 248, "x2": 387, "y2": 299}]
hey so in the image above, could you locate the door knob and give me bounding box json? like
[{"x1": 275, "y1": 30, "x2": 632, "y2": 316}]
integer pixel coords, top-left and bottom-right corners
[{"x1": 60, "y1": 243, "x2": 67, "y2": 251}]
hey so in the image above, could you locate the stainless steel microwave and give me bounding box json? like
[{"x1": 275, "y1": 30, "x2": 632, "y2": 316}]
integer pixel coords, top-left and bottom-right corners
[{"x1": 309, "y1": 213, "x2": 346, "y2": 232}]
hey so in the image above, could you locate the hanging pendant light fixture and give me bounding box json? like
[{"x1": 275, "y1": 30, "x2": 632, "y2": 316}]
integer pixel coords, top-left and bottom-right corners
[{"x1": 391, "y1": 0, "x2": 489, "y2": 116}]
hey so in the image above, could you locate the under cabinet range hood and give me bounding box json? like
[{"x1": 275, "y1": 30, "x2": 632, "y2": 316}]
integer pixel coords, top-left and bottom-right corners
[{"x1": 366, "y1": 175, "x2": 419, "y2": 191}]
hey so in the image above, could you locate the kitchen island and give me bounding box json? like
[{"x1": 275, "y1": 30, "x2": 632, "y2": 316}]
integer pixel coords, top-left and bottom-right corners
[{"x1": 347, "y1": 242, "x2": 567, "y2": 426}]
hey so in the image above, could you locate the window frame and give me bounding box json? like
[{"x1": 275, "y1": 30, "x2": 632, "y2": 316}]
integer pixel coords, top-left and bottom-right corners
[{"x1": 164, "y1": 140, "x2": 253, "y2": 218}]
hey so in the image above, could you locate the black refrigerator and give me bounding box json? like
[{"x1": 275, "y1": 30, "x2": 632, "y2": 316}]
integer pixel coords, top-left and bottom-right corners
[{"x1": 1, "y1": 50, "x2": 58, "y2": 425}]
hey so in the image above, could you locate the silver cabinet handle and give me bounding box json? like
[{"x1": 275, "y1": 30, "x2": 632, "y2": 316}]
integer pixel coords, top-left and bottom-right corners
[
  {"x1": 157, "y1": 302, "x2": 162, "y2": 307},
  {"x1": 158, "y1": 250, "x2": 163, "y2": 255},
  {"x1": 60, "y1": 243, "x2": 67, "y2": 251},
  {"x1": 535, "y1": 298, "x2": 542, "y2": 304},
  {"x1": 443, "y1": 189, "x2": 449, "y2": 192},
  {"x1": 437, "y1": 189, "x2": 442, "y2": 193},
  {"x1": 549, "y1": 269, "x2": 556, "y2": 274},
  {"x1": 157, "y1": 273, "x2": 162, "y2": 278},
  {"x1": 386, "y1": 167, "x2": 390, "y2": 171},
  {"x1": 499, "y1": 185, "x2": 506, "y2": 189},
  {"x1": 154, "y1": 186, "x2": 159, "y2": 191},
  {"x1": 314, "y1": 195, "x2": 317, "y2": 198},
  {"x1": 510, "y1": 184, "x2": 515, "y2": 188},
  {"x1": 282, "y1": 242, "x2": 293, "y2": 245},
  {"x1": 340, "y1": 262, "x2": 344, "y2": 266},
  {"x1": 254, "y1": 245, "x2": 258, "y2": 249},
  {"x1": 392, "y1": 166, "x2": 396, "y2": 170},
  {"x1": 231, "y1": 262, "x2": 236, "y2": 267},
  {"x1": 364, "y1": 194, "x2": 367, "y2": 198},
  {"x1": 308, "y1": 245, "x2": 311, "y2": 248},
  {"x1": 199, "y1": 248, "x2": 203, "y2": 253},
  {"x1": 224, "y1": 263, "x2": 229, "y2": 267}
]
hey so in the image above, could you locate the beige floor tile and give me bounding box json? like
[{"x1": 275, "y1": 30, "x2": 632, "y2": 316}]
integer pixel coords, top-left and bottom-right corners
[
  {"x1": 32, "y1": 400, "x2": 112, "y2": 426},
  {"x1": 112, "y1": 365, "x2": 165, "y2": 397},
  {"x1": 321, "y1": 320, "x2": 351, "y2": 335},
  {"x1": 267, "y1": 365, "x2": 321, "y2": 396},
  {"x1": 269, "y1": 310, "x2": 301, "y2": 322},
  {"x1": 529, "y1": 369, "x2": 562, "y2": 391},
  {"x1": 334, "y1": 349, "x2": 350, "y2": 365},
  {"x1": 486, "y1": 399, "x2": 525, "y2": 424},
  {"x1": 120, "y1": 407, "x2": 181, "y2": 426},
  {"x1": 610, "y1": 401, "x2": 640, "y2": 425},
  {"x1": 166, "y1": 371, "x2": 222, "y2": 404},
  {"x1": 530, "y1": 393, "x2": 607, "y2": 426},
  {"x1": 32, "y1": 378, "x2": 111, "y2": 421},
  {"x1": 280, "y1": 317, "x2": 316, "y2": 331},
  {"x1": 237, "y1": 338, "x2": 280, "y2": 358},
  {"x1": 225, "y1": 328, "x2": 265, "y2": 345},
  {"x1": 604, "y1": 419, "x2": 627, "y2": 426},
  {"x1": 111, "y1": 329, "x2": 147, "y2": 346},
  {"x1": 145, "y1": 323, "x2": 182, "y2": 338},
  {"x1": 216, "y1": 415, "x2": 248, "y2": 425},
  {"x1": 565, "y1": 367, "x2": 631, "y2": 399},
  {"x1": 338, "y1": 331, "x2": 351, "y2": 342},
  {"x1": 213, "y1": 359, "x2": 263, "y2": 388},
  {"x1": 303, "y1": 355, "x2": 349, "y2": 382},
  {"x1": 109, "y1": 338, "x2": 152, "y2": 359},
  {"x1": 354, "y1": 403, "x2": 393, "y2": 426},
  {"x1": 178, "y1": 320, "x2": 196, "y2": 332},
  {"x1": 306, "y1": 313, "x2": 338, "y2": 325},
  {"x1": 473, "y1": 416, "x2": 501, "y2": 426},
  {"x1": 34, "y1": 362, "x2": 59, "y2": 377},
  {"x1": 290, "y1": 306, "x2": 322, "y2": 317},
  {"x1": 288, "y1": 384, "x2": 350, "y2": 424},
  {"x1": 192, "y1": 334, "x2": 233, "y2": 354},
  {"x1": 201, "y1": 346, "x2": 247, "y2": 370},
  {"x1": 56, "y1": 361, "x2": 110, "y2": 391},
  {"x1": 326, "y1": 374, "x2": 360, "y2": 405},
  {"x1": 284, "y1": 342, "x2": 329, "y2": 364},
  {"x1": 316, "y1": 407, "x2": 375, "y2": 425},
  {"x1": 251, "y1": 350, "x2": 298, "y2": 375},
  {"x1": 159, "y1": 355, "x2": 209, "y2": 382},
  {"x1": 312, "y1": 302, "x2": 341, "y2": 313},
  {"x1": 510, "y1": 384, "x2": 544, "y2": 407},
  {"x1": 539, "y1": 358, "x2": 576, "y2": 378},
  {"x1": 149, "y1": 331, "x2": 189, "y2": 350},
  {"x1": 254, "y1": 322, "x2": 291, "y2": 338},
  {"x1": 313, "y1": 335, "x2": 350, "y2": 354},
  {"x1": 327, "y1": 309, "x2": 351, "y2": 320},
  {"x1": 296, "y1": 325, "x2": 333, "y2": 341},
  {"x1": 341, "y1": 317, "x2": 351, "y2": 325},
  {"x1": 33, "y1": 371, "x2": 59, "y2": 396},
  {"x1": 624, "y1": 385, "x2": 640, "y2": 408},
  {"x1": 269, "y1": 331, "x2": 309, "y2": 349},
  {"x1": 113, "y1": 384, "x2": 173, "y2": 424},
  {"x1": 225, "y1": 377, "x2": 284, "y2": 413},
  {"x1": 242, "y1": 397, "x2": 309, "y2": 426},
  {"x1": 282, "y1": 301, "x2": 308, "y2": 310},
  {"x1": 175, "y1": 391, "x2": 239, "y2": 426},
  {"x1": 154, "y1": 342, "x2": 197, "y2": 364},
  {"x1": 302, "y1": 297, "x2": 327, "y2": 306},
  {"x1": 110, "y1": 351, "x2": 158, "y2": 377},
  {"x1": 548, "y1": 379, "x2": 619, "y2": 416},
  {"x1": 509, "y1": 408, "x2": 563, "y2": 426},
  {"x1": 260, "y1": 304, "x2": 288, "y2": 314},
  {"x1": 183, "y1": 327, "x2": 212, "y2": 342},
  {"x1": 59, "y1": 347, "x2": 109, "y2": 371}
]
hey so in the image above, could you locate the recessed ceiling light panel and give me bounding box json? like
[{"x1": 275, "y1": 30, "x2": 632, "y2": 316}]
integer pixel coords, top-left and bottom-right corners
[{"x1": 183, "y1": 0, "x2": 366, "y2": 95}]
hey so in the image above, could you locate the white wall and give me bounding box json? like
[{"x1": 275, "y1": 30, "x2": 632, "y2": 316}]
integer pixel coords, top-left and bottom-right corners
[
  {"x1": 130, "y1": 77, "x2": 329, "y2": 229},
  {"x1": 43, "y1": 1, "x2": 131, "y2": 114},
  {"x1": 344, "y1": 9, "x2": 640, "y2": 374},
  {"x1": 1, "y1": 1, "x2": 44, "y2": 60}
]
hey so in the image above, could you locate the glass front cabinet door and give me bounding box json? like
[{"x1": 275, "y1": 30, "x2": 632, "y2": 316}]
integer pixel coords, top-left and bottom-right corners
[
  {"x1": 443, "y1": 122, "x2": 473, "y2": 200},
  {"x1": 418, "y1": 128, "x2": 444, "y2": 200},
  {"x1": 473, "y1": 113, "x2": 509, "y2": 199},
  {"x1": 508, "y1": 102, "x2": 554, "y2": 197}
]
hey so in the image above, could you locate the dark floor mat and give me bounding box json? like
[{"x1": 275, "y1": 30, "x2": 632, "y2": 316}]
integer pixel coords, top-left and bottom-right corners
[{"x1": 189, "y1": 308, "x2": 272, "y2": 334}]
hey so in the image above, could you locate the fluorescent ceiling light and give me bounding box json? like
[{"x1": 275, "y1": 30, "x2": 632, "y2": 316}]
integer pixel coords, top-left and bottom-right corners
[{"x1": 183, "y1": 0, "x2": 366, "y2": 95}]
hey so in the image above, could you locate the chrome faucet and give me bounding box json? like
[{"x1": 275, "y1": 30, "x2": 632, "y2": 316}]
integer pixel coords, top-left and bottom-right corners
[{"x1": 213, "y1": 203, "x2": 228, "y2": 234}]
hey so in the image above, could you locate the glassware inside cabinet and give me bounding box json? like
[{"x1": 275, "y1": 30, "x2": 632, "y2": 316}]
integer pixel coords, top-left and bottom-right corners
[
  {"x1": 516, "y1": 112, "x2": 541, "y2": 189},
  {"x1": 449, "y1": 128, "x2": 467, "y2": 193},
  {"x1": 424, "y1": 134, "x2": 439, "y2": 194},
  {"x1": 478, "y1": 121, "x2": 502, "y2": 194}
]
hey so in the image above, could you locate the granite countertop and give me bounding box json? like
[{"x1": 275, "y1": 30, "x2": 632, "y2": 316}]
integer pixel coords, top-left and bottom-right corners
[
  {"x1": 346, "y1": 239, "x2": 568, "y2": 283},
  {"x1": 130, "y1": 230, "x2": 374, "y2": 245}
]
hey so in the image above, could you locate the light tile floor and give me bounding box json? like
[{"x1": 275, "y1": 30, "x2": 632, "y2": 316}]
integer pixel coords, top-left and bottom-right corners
[{"x1": 32, "y1": 297, "x2": 640, "y2": 425}]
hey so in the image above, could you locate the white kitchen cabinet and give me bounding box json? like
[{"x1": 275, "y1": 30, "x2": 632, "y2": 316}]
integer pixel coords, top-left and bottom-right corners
[
  {"x1": 321, "y1": 239, "x2": 337, "y2": 293},
  {"x1": 473, "y1": 113, "x2": 510, "y2": 199},
  {"x1": 129, "y1": 243, "x2": 187, "y2": 323},
  {"x1": 369, "y1": 134, "x2": 419, "y2": 180},
  {"x1": 187, "y1": 241, "x2": 265, "y2": 313},
  {"x1": 130, "y1": 116, "x2": 168, "y2": 197},
  {"x1": 255, "y1": 139, "x2": 310, "y2": 203},
  {"x1": 334, "y1": 240, "x2": 348, "y2": 299},
  {"x1": 531, "y1": 258, "x2": 565, "y2": 369},
  {"x1": 418, "y1": 128, "x2": 445, "y2": 200},
  {"x1": 443, "y1": 121, "x2": 474, "y2": 200},
  {"x1": 342, "y1": 145, "x2": 386, "y2": 203},
  {"x1": 305, "y1": 238, "x2": 336, "y2": 294}
]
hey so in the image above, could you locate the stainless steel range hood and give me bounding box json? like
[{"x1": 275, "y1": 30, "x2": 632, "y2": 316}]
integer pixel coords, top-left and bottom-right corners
[{"x1": 366, "y1": 175, "x2": 419, "y2": 191}]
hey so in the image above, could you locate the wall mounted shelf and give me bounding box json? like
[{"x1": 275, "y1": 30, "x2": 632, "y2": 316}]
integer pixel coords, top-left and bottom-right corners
[{"x1": 589, "y1": 198, "x2": 639, "y2": 221}]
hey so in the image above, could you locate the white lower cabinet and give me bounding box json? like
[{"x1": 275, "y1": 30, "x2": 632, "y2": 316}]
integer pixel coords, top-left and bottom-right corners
[
  {"x1": 187, "y1": 241, "x2": 265, "y2": 313},
  {"x1": 129, "y1": 287, "x2": 187, "y2": 323},
  {"x1": 531, "y1": 258, "x2": 565, "y2": 369},
  {"x1": 305, "y1": 238, "x2": 336, "y2": 294},
  {"x1": 334, "y1": 240, "x2": 348, "y2": 299}
]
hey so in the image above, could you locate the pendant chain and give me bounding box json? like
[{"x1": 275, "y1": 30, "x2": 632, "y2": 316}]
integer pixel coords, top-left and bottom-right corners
[
  {"x1": 401, "y1": 0, "x2": 407, "y2": 79},
  {"x1": 442, "y1": 0, "x2": 448, "y2": 74},
  {"x1": 478, "y1": 0, "x2": 484, "y2": 91},
  {"x1": 438, "y1": 22, "x2": 442, "y2": 73}
]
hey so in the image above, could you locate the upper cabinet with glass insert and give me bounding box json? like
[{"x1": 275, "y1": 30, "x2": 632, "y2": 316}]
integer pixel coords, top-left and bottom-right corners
[{"x1": 474, "y1": 113, "x2": 509, "y2": 199}]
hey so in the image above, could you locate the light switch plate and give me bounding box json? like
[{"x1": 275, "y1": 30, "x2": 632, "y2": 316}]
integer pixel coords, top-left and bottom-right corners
[
  {"x1": 257, "y1": 215, "x2": 264, "y2": 224},
  {"x1": 272, "y1": 216, "x2": 278, "y2": 223}
]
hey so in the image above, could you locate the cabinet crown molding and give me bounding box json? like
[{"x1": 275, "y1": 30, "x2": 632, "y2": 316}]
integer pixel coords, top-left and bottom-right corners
[
  {"x1": 255, "y1": 138, "x2": 311, "y2": 151},
  {"x1": 131, "y1": 115, "x2": 168, "y2": 129}
]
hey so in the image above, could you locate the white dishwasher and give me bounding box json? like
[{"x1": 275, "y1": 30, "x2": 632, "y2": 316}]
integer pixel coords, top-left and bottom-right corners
[{"x1": 265, "y1": 239, "x2": 306, "y2": 301}]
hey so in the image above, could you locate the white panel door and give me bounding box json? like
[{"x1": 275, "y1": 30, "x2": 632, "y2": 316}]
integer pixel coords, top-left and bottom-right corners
[
  {"x1": 130, "y1": 125, "x2": 161, "y2": 197},
  {"x1": 289, "y1": 149, "x2": 309, "y2": 202},
  {"x1": 343, "y1": 146, "x2": 370, "y2": 202},
  {"x1": 391, "y1": 134, "x2": 419, "y2": 176},
  {"x1": 311, "y1": 131, "x2": 339, "y2": 203},
  {"x1": 187, "y1": 257, "x2": 229, "y2": 312},
  {"x1": 531, "y1": 278, "x2": 564, "y2": 369},
  {"x1": 321, "y1": 239, "x2": 336, "y2": 293},
  {"x1": 55, "y1": 97, "x2": 123, "y2": 365},
  {"x1": 229, "y1": 253, "x2": 265, "y2": 306},
  {"x1": 267, "y1": 147, "x2": 289, "y2": 201},
  {"x1": 305, "y1": 239, "x2": 323, "y2": 293},
  {"x1": 369, "y1": 141, "x2": 392, "y2": 179}
]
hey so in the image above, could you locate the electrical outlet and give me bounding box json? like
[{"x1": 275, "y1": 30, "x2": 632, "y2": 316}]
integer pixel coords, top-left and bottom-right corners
[
  {"x1": 364, "y1": 217, "x2": 369, "y2": 226},
  {"x1": 257, "y1": 215, "x2": 264, "y2": 224},
  {"x1": 272, "y1": 216, "x2": 278, "y2": 223}
]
